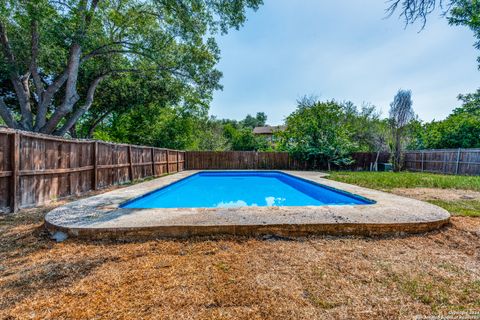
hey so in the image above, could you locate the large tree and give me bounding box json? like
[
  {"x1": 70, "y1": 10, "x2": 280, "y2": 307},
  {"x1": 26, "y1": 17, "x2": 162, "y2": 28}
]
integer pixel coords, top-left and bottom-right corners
[
  {"x1": 0, "y1": 0, "x2": 261, "y2": 135},
  {"x1": 278, "y1": 98, "x2": 358, "y2": 170}
]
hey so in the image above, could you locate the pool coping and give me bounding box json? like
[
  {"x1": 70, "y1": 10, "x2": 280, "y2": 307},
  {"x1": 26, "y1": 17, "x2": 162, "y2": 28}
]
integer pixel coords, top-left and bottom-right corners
[{"x1": 44, "y1": 170, "x2": 451, "y2": 240}]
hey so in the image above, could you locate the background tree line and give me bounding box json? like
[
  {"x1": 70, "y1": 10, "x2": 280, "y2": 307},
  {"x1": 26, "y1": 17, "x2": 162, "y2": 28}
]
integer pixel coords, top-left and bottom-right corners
[
  {"x1": 0, "y1": 0, "x2": 478, "y2": 169},
  {"x1": 88, "y1": 106, "x2": 273, "y2": 151}
]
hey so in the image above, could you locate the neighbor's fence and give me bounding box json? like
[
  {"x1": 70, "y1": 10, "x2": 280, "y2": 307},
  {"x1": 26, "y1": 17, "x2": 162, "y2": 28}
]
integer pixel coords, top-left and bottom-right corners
[
  {"x1": 404, "y1": 148, "x2": 480, "y2": 175},
  {"x1": 0, "y1": 128, "x2": 185, "y2": 213},
  {"x1": 185, "y1": 151, "x2": 390, "y2": 171}
]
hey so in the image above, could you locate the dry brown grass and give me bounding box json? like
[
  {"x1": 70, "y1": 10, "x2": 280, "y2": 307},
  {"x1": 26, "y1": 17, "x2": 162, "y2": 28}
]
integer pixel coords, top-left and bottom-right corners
[{"x1": 1, "y1": 199, "x2": 479, "y2": 319}]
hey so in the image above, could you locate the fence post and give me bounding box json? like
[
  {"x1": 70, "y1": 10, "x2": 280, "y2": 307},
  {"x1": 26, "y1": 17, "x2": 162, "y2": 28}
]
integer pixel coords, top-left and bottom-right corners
[
  {"x1": 455, "y1": 148, "x2": 461, "y2": 175},
  {"x1": 92, "y1": 141, "x2": 98, "y2": 190},
  {"x1": 443, "y1": 151, "x2": 447, "y2": 173},
  {"x1": 10, "y1": 133, "x2": 19, "y2": 213},
  {"x1": 166, "y1": 150, "x2": 170, "y2": 174},
  {"x1": 421, "y1": 151, "x2": 424, "y2": 172},
  {"x1": 151, "y1": 148, "x2": 156, "y2": 177},
  {"x1": 176, "y1": 151, "x2": 179, "y2": 172},
  {"x1": 128, "y1": 145, "x2": 133, "y2": 182}
]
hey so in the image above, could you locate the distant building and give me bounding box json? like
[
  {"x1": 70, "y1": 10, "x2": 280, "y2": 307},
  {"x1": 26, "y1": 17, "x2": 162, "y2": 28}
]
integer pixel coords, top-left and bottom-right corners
[{"x1": 252, "y1": 125, "x2": 286, "y2": 141}]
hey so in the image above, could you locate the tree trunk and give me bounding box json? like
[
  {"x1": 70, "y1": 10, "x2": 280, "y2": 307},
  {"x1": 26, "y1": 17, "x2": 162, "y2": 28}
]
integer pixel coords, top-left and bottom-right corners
[
  {"x1": 55, "y1": 75, "x2": 106, "y2": 136},
  {"x1": 40, "y1": 43, "x2": 82, "y2": 134}
]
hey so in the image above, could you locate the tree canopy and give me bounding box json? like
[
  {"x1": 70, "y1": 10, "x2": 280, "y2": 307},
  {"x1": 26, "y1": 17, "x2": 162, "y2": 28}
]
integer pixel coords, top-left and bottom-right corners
[
  {"x1": 0, "y1": 0, "x2": 262, "y2": 135},
  {"x1": 277, "y1": 98, "x2": 387, "y2": 169}
]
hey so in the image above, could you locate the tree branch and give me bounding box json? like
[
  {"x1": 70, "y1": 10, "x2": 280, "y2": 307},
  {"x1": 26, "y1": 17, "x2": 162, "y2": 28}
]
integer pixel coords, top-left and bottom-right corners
[
  {"x1": 85, "y1": 0, "x2": 100, "y2": 27},
  {"x1": 34, "y1": 69, "x2": 70, "y2": 131},
  {"x1": 55, "y1": 74, "x2": 107, "y2": 136},
  {"x1": 30, "y1": 20, "x2": 44, "y2": 102},
  {"x1": 385, "y1": 0, "x2": 450, "y2": 28},
  {"x1": 35, "y1": 0, "x2": 100, "y2": 132},
  {"x1": 80, "y1": 40, "x2": 153, "y2": 63},
  {"x1": 40, "y1": 43, "x2": 82, "y2": 134}
]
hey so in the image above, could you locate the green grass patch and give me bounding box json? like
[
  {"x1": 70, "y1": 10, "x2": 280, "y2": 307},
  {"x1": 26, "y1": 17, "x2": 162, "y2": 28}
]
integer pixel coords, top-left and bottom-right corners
[
  {"x1": 427, "y1": 200, "x2": 480, "y2": 217},
  {"x1": 327, "y1": 171, "x2": 480, "y2": 192},
  {"x1": 387, "y1": 272, "x2": 480, "y2": 312},
  {"x1": 327, "y1": 171, "x2": 480, "y2": 217}
]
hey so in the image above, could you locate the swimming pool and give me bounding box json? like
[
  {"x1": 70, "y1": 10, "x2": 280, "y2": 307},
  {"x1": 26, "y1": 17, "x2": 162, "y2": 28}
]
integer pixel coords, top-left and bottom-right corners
[
  {"x1": 121, "y1": 171, "x2": 374, "y2": 208},
  {"x1": 45, "y1": 170, "x2": 450, "y2": 240}
]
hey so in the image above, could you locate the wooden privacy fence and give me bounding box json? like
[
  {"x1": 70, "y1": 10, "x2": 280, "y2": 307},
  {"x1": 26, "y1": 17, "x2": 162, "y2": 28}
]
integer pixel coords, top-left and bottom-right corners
[
  {"x1": 185, "y1": 151, "x2": 390, "y2": 171},
  {"x1": 0, "y1": 129, "x2": 185, "y2": 213},
  {"x1": 404, "y1": 148, "x2": 480, "y2": 175},
  {"x1": 186, "y1": 151, "x2": 290, "y2": 170}
]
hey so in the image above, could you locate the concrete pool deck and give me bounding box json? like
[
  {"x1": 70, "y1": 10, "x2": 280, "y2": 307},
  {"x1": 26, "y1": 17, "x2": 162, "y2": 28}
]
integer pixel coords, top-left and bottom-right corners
[{"x1": 45, "y1": 170, "x2": 450, "y2": 240}]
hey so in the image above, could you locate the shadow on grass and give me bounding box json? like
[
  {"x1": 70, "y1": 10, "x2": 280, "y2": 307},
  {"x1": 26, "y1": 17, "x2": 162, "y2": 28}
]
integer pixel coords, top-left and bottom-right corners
[
  {"x1": 0, "y1": 207, "x2": 122, "y2": 312},
  {"x1": 0, "y1": 255, "x2": 120, "y2": 311}
]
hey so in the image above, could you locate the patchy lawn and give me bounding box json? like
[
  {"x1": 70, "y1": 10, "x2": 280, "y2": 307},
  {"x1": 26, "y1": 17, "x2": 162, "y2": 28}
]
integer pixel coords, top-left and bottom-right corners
[
  {"x1": 1, "y1": 200, "x2": 479, "y2": 319},
  {"x1": 327, "y1": 172, "x2": 480, "y2": 192},
  {"x1": 328, "y1": 172, "x2": 480, "y2": 217}
]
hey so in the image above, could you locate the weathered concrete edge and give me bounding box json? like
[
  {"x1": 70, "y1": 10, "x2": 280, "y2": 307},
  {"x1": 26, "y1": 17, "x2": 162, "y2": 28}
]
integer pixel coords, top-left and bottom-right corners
[
  {"x1": 45, "y1": 219, "x2": 450, "y2": 240},
  {"x1": 44, "y1": 170, "x2": 451, "y2": 240}
]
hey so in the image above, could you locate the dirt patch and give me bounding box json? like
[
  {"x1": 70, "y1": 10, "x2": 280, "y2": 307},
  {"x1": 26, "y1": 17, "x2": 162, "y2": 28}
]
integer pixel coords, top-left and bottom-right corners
[
  {"x1": 1, "y1": 203, "x2": 479, "y2": 319},
  {"x1": 391, "y1": 188, "x2": 480, "y2": 201}
]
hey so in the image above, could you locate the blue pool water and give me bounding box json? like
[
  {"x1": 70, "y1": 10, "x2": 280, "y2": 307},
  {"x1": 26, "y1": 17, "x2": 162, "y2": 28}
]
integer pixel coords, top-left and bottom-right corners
[{"x1": 121, "y1": 171, "x2": 374, "y2": 209}]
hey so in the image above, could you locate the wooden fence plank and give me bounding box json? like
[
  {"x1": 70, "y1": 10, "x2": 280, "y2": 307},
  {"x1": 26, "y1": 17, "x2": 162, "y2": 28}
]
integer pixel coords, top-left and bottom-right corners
[
  {"x1": 151, "y1": 148, "x2": 156, "y2": 177},
  {"x1": 92, "y1": 141, "x2": 98, "y2": 190},
  {"x1": 455, "y1": 148, "x2": 461, "y2": 175},
  {"x1": 128, "y1": 145, "x2": 133, "y2": 181},
  {"x1": 10, "y1": 133, "x2": 19, "y2": 212}
]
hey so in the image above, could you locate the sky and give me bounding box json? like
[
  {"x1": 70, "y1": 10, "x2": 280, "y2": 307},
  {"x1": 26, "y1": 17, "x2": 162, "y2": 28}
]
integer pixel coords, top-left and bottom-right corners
[{"x1": 209, "y1": 0, "x2": 480, "y2": 125}]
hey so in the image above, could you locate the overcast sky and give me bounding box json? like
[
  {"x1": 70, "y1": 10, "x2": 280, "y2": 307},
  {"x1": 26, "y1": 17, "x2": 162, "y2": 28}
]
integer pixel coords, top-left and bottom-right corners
[{"x1": 209, "y1": 0, "x2": 480, "y2": 125}]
